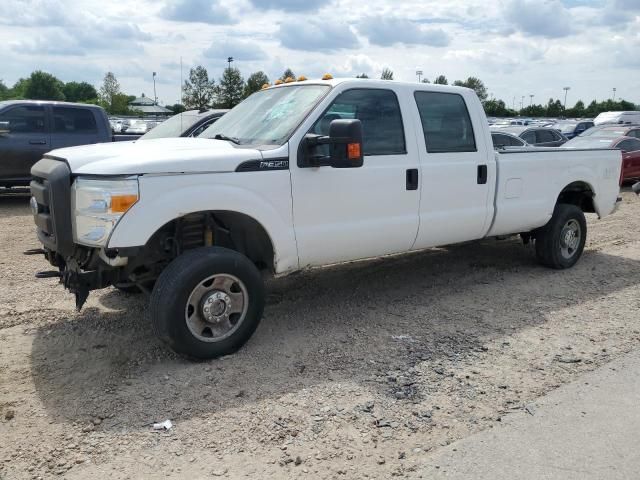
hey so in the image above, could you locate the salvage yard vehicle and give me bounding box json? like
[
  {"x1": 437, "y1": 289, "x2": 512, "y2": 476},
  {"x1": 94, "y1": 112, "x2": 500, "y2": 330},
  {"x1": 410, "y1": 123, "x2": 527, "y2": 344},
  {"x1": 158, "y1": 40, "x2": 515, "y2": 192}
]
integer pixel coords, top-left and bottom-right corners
[
  {"x1": 29, "y1": 78, "x2": 622, "y2": 359},
  {"x1": 0, "y1": 100, "x2": 137, "y2": 188}
]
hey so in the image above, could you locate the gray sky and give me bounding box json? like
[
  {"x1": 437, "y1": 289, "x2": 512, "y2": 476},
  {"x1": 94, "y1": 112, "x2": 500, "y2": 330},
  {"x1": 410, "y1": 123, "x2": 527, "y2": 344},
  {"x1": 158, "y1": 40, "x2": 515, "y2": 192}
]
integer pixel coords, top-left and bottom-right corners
[{"x1": 0, "y1": 0, "x2": 638, "y2": 107}]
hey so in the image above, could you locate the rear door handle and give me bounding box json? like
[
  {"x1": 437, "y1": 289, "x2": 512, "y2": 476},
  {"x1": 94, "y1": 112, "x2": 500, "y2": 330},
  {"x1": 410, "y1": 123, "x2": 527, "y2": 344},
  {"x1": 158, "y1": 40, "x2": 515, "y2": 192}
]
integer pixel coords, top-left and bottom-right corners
[
  {"x1": 29, "y1": 139, "x2": 47, "y2": 145},
  {"x1": 477, "y1": 165, "x2": 488, "y2": 184},
  {"x1": 406, "y1": 168, "x2": 418, "y2": 190}
]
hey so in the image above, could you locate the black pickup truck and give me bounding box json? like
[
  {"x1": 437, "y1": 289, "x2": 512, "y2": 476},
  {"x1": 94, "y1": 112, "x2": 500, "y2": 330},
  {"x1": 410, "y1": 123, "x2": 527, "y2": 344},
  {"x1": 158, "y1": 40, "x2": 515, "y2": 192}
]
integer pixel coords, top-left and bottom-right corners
[{"x1": 0, "y1": 100, "x2": 137, "y2": 188}]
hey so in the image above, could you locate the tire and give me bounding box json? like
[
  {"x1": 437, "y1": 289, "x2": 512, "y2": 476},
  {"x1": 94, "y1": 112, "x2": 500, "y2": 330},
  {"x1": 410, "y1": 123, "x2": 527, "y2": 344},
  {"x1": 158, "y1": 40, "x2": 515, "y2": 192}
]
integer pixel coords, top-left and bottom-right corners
[
  {"x1": 535, "y1": 203, "x2": 587, "y2": 269},
  {"x1": 149, "y1": 247, "x2": 265, "y2": 359}
]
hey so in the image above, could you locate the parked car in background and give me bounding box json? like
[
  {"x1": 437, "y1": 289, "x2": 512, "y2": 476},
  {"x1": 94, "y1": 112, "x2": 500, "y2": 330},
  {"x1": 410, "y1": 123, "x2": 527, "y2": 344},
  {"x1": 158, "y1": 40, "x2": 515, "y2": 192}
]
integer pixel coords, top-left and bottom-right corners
[
  {"x1": 578, "y1": 124, "x2": 640, "y2": 139},
  {"x1": 0, "y1": 100, "x2": 136, "y2": 188},
  {"x1": 552, "y1": 120, "x2": 594, "y2": 139},
  {"x1": 491, "y1": 126, "x2": 568, "y2": 147},
  {"x1": 593, "y1": 111, "x2": 640, "y2": 125},
  {"x1": 564, "y1": 135, "x2": 640, "y2": 182},
  {"x1": 139, "y1": 109, "x2": 228, "y2": 140},
  {"x1": 491, "y1": 131, "x2": 530, "y2": 149}
]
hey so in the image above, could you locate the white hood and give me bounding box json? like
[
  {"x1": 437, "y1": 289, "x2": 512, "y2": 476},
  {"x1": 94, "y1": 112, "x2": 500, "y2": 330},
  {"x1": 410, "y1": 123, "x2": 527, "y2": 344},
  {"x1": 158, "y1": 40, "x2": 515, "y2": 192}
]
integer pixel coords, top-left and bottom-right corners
[{"x1": 47, "y1": 138, "x2": 263, "y2": 175}]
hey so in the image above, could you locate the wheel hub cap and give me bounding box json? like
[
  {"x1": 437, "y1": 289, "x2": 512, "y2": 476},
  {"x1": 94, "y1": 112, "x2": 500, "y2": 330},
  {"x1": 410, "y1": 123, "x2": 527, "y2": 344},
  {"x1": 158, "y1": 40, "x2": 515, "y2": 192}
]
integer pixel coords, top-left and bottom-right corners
[
  {"x1": 202, "y1": 291, "x2": 231, "y2": 323},
  {"x1": 559, "y1": 219, "x2": 581, "y2": 259},
  {"x1": 184, "y1": 274, "x2": 249, "y2": 343}
]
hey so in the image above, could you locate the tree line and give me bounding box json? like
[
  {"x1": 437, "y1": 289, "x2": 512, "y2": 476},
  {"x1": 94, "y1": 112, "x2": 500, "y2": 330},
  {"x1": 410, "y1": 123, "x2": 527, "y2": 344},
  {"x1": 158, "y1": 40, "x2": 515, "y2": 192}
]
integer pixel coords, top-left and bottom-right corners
[{"x1": 1, "y1": 68, "x2": 637, "y2": 119}]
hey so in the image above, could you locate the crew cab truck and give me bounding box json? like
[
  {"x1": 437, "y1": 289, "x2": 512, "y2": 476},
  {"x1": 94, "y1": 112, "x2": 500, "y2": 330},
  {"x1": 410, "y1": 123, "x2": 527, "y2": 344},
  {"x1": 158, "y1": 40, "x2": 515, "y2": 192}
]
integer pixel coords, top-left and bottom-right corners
[
  {"x1": 0, "y1": 100, "x2": 136, "y2": 188},
  {"x1": 29, "y1": 79, "x2": 622, "y2": 359}
]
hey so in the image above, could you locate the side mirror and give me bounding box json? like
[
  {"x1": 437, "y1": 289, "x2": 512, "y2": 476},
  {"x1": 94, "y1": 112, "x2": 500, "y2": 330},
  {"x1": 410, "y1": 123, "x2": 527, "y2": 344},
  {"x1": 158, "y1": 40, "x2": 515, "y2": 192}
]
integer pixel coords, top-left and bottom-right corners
[
  {"x1": 299, "y1": 119, "x2": 364, "y2": 168},
  {"x1": 0, "y1": 121, "x2": 10, "y2": 135}
]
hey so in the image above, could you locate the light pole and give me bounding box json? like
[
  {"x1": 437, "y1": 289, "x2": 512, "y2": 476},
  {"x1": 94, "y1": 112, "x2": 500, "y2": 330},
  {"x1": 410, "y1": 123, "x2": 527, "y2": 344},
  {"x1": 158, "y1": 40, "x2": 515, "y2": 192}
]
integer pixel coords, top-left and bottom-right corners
[
  {"x1": 227, "y1": 56, "x2": 234, "y2": 72},
  {"x1": 520, "y1": 96, "x2": 525, "y2": 111},
  {"x1": 563, "y1": 86, "x2": 570, "y2": 112},
  {"x1": 416, "y1": 70, "x2": 423, "y2": 83},
  {"x1": 152, "y1": 72, "x2": 157, "y2": 105},
  {"x1": 613, "y1": 88, "x2": 617, "y2": 101},
  {"x1": 529, "y1": 94, "x2": 534, "y2": 107}
]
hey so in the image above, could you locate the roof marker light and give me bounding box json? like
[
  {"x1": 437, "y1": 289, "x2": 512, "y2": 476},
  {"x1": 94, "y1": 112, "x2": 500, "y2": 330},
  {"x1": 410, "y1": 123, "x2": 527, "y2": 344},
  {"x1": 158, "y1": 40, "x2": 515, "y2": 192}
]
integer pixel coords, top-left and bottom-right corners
[
  {"x1": 322, "y1": 73, "x2": 333, "y2": 80},
  {"x1": 274, "y1": 79, "x2": 284, "y2": 85},
  {"x1": 284, "y1": 77, "x2": 295, "y2": 83},
  {"x1": 297, "y1": 75, "x2": 308, "y2": 81}
]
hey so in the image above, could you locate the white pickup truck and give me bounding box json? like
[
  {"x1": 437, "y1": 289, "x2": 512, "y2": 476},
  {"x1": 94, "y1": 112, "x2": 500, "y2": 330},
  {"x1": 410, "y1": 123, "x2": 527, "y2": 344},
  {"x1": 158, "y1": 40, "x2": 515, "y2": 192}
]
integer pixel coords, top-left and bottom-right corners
[{"x1": 29, "y1": 78, "x2": 622, "y2": 358}]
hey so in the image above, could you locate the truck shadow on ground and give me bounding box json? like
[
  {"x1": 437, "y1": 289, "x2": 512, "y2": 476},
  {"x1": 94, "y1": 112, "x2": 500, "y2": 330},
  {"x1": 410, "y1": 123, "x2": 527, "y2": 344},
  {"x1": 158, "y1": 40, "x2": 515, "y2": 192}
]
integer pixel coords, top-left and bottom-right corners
[{"x1": 29, "y1": 238, "x2": 640, "y2": 428}]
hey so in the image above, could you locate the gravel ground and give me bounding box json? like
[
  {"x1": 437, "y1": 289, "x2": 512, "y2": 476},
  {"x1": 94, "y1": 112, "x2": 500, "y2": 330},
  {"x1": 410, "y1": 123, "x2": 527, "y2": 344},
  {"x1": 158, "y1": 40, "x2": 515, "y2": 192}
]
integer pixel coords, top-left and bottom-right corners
[{"x1": 1, "y1": 188, "x2": 640, "y2": 479}]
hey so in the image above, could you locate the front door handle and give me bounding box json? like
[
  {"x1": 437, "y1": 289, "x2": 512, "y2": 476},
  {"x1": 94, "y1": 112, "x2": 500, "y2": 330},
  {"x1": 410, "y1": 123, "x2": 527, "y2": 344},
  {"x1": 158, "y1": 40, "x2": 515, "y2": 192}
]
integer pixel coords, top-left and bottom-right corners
[
  {"x1": 477, "y1": 165, "x2": 488, "y2": 184},
  {"x1": 406, "y1": 168, "x2": 418, "y2": 190},
  {"x1": 29, "y1": 139, "x2": 47, "y2": 145}
]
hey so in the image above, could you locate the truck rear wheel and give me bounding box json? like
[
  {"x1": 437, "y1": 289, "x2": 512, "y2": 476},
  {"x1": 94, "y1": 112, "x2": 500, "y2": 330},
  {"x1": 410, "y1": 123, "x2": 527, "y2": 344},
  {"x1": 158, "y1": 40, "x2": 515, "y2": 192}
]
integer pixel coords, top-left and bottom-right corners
[
  {"x1": 150, "y1": 247, "x2": 265, "y2": 359},
  {"x1": 535, "y1": 204, "x2": 586, "y2": 269}
]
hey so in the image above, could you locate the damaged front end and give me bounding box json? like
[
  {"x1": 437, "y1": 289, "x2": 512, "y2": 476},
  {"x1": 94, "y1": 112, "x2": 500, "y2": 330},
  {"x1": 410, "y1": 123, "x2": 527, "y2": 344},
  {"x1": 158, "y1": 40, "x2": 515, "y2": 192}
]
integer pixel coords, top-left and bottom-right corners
[{"x1": 28, "y1": 157, "x2": 122, "y2": 309}]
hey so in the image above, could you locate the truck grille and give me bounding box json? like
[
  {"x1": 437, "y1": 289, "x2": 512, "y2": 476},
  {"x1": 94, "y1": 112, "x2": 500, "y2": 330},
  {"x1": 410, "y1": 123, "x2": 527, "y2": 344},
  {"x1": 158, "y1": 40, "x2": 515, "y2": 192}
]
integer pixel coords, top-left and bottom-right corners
[{"x1": 30, "y1": 157, "x2": 74, "y2": 257}]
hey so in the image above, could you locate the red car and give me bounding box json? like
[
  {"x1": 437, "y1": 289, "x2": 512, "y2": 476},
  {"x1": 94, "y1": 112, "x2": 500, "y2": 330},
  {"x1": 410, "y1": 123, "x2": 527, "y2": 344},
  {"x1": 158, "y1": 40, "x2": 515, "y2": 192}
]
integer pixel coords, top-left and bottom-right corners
[{"x1": 563, "y1": 135, "x2": 640, "y2": 182}]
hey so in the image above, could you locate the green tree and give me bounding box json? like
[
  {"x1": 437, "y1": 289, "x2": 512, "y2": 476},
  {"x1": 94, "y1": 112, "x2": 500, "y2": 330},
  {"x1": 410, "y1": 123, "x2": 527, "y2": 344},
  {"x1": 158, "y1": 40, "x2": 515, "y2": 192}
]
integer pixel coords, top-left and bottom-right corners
[
  {"x1": 433, "y1": 75, "x2": 448, "y2": 85},
  {"x1": 421, "y1": 78, "x2": 431, "y2": 84},
  {"x1": 63, "y1": 81, "x2": 98, "y2": 102},
  {"x1": 0, "y1": 80, "x2": 8, "y2": 100},
  {"x1": 167, "y1": 104, "x2": 186, "y2": 114},
  {"x1": 520, "y1": 104, "x2": 546, "y2": 117},
  {"x1": 545, "y1": 98, "x2": 564, "y2": 117},
  {"x1": 244, "y1": 71, "x2": 269, "y2": 98},
  {"x1": 99, "y1": 72, "x2": 122, "y2": 111},
  {"x1": 380, "y1": 68, "x2": 394, "y2": 80},
  {"x1": 280, "y1": 68, "x2": 296, "y2": 81},
  {"x1": 355, "y1": 73, "x2": 369, "y2": 78},
  {"x1": 566, "y1": 100, "x2": 585, "y2": 118},
  {"x1": 216, "y1": 67, "x2": 245, "y2": 109},
  {"x1": 484, "y1": 99, "x2": 516, "y2": 117},
  {"x1": 24, "y1": 70, "x2": 65, "y2": 100},
  {"x1": 453, "y1": 77, "x2": 487, "y2": 102},
  {"x1": 110, "y1": 93, "x2": 135, "y2": 115},
  {"x1": 182, "y1": 66, "x2": 216, "y2": 110},
  {"x1": 9, "y1": 78, "x2": 29, "y2": 99}
]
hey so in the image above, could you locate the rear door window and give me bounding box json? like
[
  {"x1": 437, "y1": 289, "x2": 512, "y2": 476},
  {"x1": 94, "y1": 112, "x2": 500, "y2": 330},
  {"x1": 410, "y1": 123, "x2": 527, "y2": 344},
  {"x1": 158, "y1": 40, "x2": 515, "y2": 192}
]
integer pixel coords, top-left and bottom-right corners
[
  {"x1": 413, "y1": 91, "x2": 476, "y2": 153},
  {"x1": 536, "y1": 129, "x2": 556, "y2": 143},
  {"x1": 52, "y1": 107, "x2": 98, "y2": 133},
  {"x1": 0, "y1": 105, "x2": 46, "y2": 133}
]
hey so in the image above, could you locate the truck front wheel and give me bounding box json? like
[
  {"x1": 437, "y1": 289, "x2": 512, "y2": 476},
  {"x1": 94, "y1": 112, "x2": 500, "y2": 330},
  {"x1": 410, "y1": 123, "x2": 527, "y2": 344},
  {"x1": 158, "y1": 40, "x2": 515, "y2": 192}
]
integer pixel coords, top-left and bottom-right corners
[
  {"x1": 150, "y1": 247, "x2": 265, "y2": 359},
  {"x1": 535, "y1": 204, "x2": 587, "y2": 269}
]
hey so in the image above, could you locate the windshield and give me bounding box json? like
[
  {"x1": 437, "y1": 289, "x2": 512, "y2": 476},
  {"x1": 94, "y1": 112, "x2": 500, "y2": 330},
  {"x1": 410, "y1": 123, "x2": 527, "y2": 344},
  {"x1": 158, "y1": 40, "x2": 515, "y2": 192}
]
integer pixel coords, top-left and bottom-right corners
[
  {"x1": 140, "y1": 111, "x2": 201, "y2": 139},
  {"x1": 563, "y1": 137, "x2": 614, "y2": 148},
  {"x1": 200, "y1": 84, "x2": 330, "y2": 146}
]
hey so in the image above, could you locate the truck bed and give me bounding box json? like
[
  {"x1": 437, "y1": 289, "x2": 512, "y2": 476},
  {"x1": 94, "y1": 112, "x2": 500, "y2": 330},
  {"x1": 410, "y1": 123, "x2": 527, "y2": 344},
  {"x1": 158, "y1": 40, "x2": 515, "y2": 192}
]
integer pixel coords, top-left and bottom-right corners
[{"x1": 488, "y1": 147, "x2": 622, "y2": 237}]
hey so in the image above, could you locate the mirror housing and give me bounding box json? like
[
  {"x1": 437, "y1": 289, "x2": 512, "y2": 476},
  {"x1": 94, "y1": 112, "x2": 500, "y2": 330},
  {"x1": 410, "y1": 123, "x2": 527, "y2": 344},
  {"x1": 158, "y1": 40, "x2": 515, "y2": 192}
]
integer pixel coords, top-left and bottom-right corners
[
  {"x1": 299, "y1": 119, "x2": 364, "y2": 168},
  {"x1": 0, "y1": 121, "x2": 9, "y2": 135}
]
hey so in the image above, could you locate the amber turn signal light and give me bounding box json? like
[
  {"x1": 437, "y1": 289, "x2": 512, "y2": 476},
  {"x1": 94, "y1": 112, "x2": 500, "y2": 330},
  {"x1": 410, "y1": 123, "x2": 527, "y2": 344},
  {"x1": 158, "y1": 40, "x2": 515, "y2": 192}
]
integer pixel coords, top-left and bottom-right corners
[
  {"x1": 347, "y1": 143, "x2": 361, "y2": 160},
  {"x1": 111, "y1": 194, "x2": 138, "y2": 213}
]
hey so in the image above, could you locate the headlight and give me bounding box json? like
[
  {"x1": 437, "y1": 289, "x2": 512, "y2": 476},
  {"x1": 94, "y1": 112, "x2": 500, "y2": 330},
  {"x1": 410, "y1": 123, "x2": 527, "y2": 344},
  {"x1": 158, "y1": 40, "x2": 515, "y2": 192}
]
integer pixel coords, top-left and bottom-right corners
[{"x1": 71, "y1": 178, "x2": 139, "y2": 247}]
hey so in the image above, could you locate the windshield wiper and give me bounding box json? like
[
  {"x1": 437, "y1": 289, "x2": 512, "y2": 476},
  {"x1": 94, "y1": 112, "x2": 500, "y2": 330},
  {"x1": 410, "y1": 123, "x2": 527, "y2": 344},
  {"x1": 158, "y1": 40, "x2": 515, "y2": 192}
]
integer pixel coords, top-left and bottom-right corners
[{"x1": 213, "y1": 133, "x2": 241, "y2": 145}]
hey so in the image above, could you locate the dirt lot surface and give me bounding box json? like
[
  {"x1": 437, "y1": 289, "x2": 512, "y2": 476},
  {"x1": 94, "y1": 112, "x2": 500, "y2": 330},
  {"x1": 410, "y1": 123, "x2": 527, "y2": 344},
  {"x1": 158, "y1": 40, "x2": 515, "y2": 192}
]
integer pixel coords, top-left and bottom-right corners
[{"x1": 1, "y1": 189, "x2": 640, "y2": 479}]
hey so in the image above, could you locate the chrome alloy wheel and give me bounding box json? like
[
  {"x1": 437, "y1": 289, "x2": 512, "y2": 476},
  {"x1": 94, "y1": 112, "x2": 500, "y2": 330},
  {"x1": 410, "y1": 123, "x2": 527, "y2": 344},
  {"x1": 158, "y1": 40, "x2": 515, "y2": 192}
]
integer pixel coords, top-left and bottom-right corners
[
  {"x1": 185, "y1": 274, "x2": 249, "y2": 342},
  {"x1": 559, "y1": 219, "x2": 581, "y2": 260}
]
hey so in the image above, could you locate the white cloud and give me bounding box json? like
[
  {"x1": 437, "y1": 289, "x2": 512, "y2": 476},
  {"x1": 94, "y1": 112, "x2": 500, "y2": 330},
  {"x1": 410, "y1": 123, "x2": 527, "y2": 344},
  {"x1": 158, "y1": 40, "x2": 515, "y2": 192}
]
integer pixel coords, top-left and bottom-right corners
[{"x1": 0, "y1": 0, "x2": 637, "y2": 107}]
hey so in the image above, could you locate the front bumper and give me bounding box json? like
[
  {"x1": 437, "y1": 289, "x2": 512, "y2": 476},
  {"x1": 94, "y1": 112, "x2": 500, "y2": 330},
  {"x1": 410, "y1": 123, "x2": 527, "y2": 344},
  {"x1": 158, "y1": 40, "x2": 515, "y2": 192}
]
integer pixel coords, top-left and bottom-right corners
[{"x1": 30, "y1": 157, "x2": 118, "y2": 308}]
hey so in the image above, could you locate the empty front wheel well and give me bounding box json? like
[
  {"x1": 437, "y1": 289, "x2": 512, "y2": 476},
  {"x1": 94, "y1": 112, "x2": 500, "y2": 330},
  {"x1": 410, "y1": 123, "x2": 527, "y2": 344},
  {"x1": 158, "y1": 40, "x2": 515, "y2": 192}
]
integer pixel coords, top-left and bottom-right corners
[
  {"x1": 557, "y1": 181, "x2": 595, "y2": 213},
  {"x1": 134, "y1": 211, "x2": 276, "y2": 275}
]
